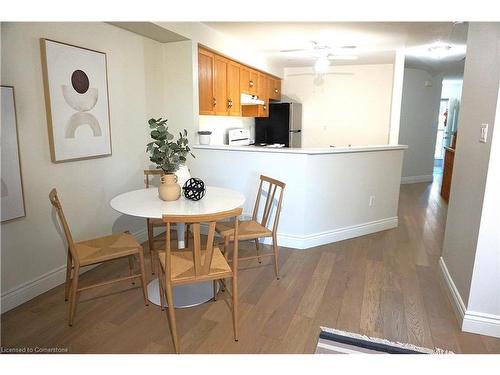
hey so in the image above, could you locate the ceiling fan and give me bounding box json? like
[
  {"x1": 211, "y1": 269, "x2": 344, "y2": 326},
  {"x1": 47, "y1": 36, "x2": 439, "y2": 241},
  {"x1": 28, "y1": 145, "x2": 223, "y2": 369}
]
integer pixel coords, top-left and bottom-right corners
[
  {"x1": 280, "y1": 41, "x2": 358, "y2": 73},
  {"x1": 280, "y1": 41, "x2": 358, "y2": 60}
]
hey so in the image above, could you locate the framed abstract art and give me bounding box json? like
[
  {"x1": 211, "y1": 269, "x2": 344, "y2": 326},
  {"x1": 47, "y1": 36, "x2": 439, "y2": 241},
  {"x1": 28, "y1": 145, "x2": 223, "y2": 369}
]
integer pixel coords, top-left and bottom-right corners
[
  {"x1": 1, "y1": 86, "x2": 26, "y2": 222},
  {"x1": 40, "y1": 38, "x2": 112, "y2": 163}
]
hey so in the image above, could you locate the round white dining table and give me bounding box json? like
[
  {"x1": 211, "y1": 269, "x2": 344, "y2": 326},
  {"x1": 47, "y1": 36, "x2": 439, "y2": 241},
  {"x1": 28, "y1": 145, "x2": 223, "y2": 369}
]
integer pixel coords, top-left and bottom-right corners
[{"x1": 110, "y1": 186, "x2": 245, "y2": 308}]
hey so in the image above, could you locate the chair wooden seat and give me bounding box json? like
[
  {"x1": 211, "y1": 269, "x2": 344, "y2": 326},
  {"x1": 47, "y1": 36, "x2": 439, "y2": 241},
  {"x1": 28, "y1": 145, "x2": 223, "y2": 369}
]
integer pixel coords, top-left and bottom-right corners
[
  {"x1": 49, "y1": 188, "x2": 148, "y2": 326},
  {"x1": 158, "y1": 246, "x2": 232, "y2": 285},
  {"x1": 149, "y1": 217, "x2": 164, "y2": 226},
  {"x1": 216, "y1": 220, "x2": 272, "y2": 241},
  {"x1": 157, "y1": 208, "x2": 242, "y2": 353},
  {"x1": 76, "y1": 232, "x2": 143, "y2": 267},
  {"x1": 215, "y1": 175, "x2": 285, "y2": 279}
]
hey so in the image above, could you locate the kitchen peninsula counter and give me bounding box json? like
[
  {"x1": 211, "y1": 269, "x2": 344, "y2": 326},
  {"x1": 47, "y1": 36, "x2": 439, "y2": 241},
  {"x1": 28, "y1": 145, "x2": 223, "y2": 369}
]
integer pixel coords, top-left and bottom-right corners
[
  {"x1": 190, "y1": 144, "x2": 407, "y2": 250},
  {"x1": 192, "y1": 144, "x2": 407, "y2": 154}
]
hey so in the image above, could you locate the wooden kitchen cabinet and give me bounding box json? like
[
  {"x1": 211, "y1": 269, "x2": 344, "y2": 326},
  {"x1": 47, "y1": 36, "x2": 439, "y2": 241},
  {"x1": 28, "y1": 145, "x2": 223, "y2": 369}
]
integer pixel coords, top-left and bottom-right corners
[
  {"x1": 198, "y1": 49, "x2": 215, "y2": 115},
  {"x1": 242, "y1": 73, "x2": 269, "y2": 118},
  {"x1": 240, "y1": 66, "x2": 258, "y2": 95},
  {"x1": 213, "y1": 55, "x2": 228, "y2": 115},
  {"x1": 257, "y1": 73, "x2": 269, "y2": 117},
  {"x1": 198, "y1": 45, "x2": 280, "y2": 117},
  {"x1": 440, "y1": 146, "x2": 455, "y2": 202},
  {"x1": 227, "y1": 61, "x2": 241, "y2": 116},
  {"x1": 269, "y1": 77, "x2": 281, "y2": 100}
]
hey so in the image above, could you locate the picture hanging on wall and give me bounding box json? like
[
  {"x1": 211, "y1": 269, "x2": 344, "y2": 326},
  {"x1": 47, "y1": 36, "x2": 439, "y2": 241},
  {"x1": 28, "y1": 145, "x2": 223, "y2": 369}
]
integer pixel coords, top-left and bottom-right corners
[
  {"x1": 1, "y1": 86, "x2": 26, "y2": 222},
  {"x1": 40, "y1": 38, "x2": 112, "y2": 163}
]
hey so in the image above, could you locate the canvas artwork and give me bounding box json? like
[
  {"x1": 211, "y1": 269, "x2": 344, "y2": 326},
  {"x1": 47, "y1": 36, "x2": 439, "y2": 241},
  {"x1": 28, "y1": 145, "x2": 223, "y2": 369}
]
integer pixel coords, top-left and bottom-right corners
[
  {"x1": 1, "y1": 86, "x2": 26, "y2": 222},
  {"x1": 41, "y1": 39, "x2": 111, "y2": 162}
]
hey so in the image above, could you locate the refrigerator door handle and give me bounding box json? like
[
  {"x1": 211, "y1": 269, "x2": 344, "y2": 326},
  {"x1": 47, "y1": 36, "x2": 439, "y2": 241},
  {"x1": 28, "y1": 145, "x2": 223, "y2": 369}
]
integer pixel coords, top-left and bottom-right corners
[{"x1": 289, "y1": 129, "x2": 301, "y2": 133}]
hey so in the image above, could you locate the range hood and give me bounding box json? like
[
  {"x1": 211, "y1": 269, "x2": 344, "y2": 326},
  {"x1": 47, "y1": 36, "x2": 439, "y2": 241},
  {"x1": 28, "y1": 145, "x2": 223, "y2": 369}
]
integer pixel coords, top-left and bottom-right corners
[{"x1": 240, "y1": 93, "x2": 265, "y2": 105}]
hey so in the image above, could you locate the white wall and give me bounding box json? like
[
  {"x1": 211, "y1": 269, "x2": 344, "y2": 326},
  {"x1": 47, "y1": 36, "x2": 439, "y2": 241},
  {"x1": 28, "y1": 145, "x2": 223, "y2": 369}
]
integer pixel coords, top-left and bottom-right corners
[
  {"x1": 163, "y1": 40, "x2": 198, "y2": 147},
  {"x1": 190, "y1": 147, "x2": 404, "y2": 249},
  {"x1": 465, "y1": 89, "x2": 500, "y2": 337},
  {"x1": 398, "y1": 68, "x2": 443, "y2": 183},
  {"x1": 440, "y1": 23, "x2": 500, "y2": 338},
  {"x1": 282, "y1": 64, "x2": 394, "y2": 148},
  {"x1": 389, "y1": 50, "x2": 406, "y2": 145},
  {"x1": 1, "y1": 22, "x2": 166, "y2": 312}
]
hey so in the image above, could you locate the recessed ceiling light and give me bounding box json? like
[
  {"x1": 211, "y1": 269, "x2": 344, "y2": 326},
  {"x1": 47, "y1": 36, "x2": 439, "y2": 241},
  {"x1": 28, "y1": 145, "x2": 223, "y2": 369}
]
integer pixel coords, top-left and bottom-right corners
[
  {"x1": 428, "y1": 43, "x2": 452, "y2": 59},
  {"x1": 405, "y1": 42, "x2": 466, "y2": 60}
]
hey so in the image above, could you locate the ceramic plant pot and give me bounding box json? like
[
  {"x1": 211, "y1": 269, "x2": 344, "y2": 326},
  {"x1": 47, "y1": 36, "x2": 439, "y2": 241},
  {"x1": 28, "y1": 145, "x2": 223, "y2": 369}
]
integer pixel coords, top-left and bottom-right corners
[{"x1": 158, "y1": 173, "x2": 181, "y2": 201}]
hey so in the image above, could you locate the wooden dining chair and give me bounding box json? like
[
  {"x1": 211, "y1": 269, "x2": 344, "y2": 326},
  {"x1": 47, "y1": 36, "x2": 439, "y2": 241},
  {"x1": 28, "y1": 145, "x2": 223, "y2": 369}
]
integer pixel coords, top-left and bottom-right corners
[
  {"x1": 144, "y1": 169, "x2": 190, "y2": 274},
  {"x1": 49, "y1": 188, "x2": 149, "y2": 326},
  {"x1": 157, "y1": 208, "x2": 242, "y2": 353},
  {"x1": 215, "y1": 175, "x2": 285, "y2": 279}
]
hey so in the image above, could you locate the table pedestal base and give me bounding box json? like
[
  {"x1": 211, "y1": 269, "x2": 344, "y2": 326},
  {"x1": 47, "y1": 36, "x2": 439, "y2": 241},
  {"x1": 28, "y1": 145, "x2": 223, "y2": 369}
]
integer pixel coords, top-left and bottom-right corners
[{"x1": 147, "y1": 278, "x2": 217, "y2": 308}]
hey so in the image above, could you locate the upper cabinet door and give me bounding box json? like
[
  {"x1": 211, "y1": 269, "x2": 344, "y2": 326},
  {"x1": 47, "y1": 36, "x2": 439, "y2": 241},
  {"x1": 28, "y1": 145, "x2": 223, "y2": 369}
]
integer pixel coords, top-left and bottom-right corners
[
  {"x1": 269, "y1": 77, "x2": 282, "y2": 100},
  {"x1": 213, "y1": 55, "x2": 228, "y2": 115},
  {"x1": 198, "y1": 49, "x2": 215, "y2": 115},
  {"x1": 240, "y1": 67, "x2": 258, "y2": 95},
  {"x1": 227, "y1": 62, "x2": 241, "y2": 116},
  {"x1": 257, "y1": 73, "x2": 269, "y2": 101},
  {"x1": 249, "y1": 69, "x2": 259, "y2": 95}
]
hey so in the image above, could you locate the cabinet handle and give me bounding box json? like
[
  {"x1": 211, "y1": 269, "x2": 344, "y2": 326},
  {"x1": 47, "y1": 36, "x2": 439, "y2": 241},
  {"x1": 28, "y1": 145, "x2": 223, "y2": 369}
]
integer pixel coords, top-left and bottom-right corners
[
  {"x1": 249, "y1": 80, "x2": 254, "y2": 87},
  {"x1": 227, "y1": 99, "x2": 233, "y2": 108},
  {"x1": 263, "y1": 104, "x2": 267, "y2": 111},
  {"x1": 275, "y1": 88, "x2": 278, "y2": 93},
  {"x1": 213, "y1": 97, "x2": 217, "y2": 107}
]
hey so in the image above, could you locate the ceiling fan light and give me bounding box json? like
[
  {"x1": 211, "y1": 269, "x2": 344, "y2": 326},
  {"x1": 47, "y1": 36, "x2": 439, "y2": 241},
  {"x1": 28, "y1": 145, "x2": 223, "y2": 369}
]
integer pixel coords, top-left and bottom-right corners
[{"x1": 314, "y1": 56, "x2": 330, "y2": 73}]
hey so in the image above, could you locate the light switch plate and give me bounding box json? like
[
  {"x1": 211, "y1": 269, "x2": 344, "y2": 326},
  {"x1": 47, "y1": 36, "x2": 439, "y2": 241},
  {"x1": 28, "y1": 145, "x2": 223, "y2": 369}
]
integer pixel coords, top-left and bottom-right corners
[{"x1": 480, "y1": 123, "x2": 488, "y2": 143}]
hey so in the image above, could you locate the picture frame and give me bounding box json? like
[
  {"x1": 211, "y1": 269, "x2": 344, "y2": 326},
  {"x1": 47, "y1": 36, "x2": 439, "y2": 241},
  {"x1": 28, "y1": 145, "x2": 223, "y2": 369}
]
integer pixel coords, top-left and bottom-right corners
[
  {"x1": 1, "y1": 85, "x2": 26, "y2": 222},
  {"x1": 40, "y1": 38, "x2": 112, "y2": 163}
]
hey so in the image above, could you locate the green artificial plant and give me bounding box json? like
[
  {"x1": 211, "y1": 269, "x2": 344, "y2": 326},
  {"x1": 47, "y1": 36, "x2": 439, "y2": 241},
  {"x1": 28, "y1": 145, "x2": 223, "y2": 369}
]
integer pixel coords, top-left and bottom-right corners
[{"x1": 146, "y1": 118, "x2": 194, "y2": 173}]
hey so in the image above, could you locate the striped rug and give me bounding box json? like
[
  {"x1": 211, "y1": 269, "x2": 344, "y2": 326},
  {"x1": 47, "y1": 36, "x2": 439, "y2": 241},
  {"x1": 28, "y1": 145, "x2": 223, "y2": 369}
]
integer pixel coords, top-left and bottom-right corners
[{"x1": 315, "y1": 327, "x2": 452, "y2": 354}]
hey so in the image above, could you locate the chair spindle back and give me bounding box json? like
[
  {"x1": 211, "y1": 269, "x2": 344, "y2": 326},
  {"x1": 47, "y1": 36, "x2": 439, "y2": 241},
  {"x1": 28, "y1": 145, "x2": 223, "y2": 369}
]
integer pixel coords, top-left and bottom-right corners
[
  {"x1": 49, "y1": 188, "x2": 78, "y2": 261},
  {"x1": 162, "y1": 208, "x2": 242, "y2": 280},
  {"x1": 252, "y1": 175, "x2": 286, "y2": 233},
  {"x1": 144, "y1": 169, "x2": 163, "y2": 188}
]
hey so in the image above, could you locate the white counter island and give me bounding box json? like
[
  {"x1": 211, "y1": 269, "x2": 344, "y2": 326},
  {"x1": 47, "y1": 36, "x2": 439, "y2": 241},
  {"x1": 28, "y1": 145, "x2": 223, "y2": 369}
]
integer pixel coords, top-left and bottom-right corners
[{"x1": 190, "y1": 144, "x2": 407, "y2": 249}]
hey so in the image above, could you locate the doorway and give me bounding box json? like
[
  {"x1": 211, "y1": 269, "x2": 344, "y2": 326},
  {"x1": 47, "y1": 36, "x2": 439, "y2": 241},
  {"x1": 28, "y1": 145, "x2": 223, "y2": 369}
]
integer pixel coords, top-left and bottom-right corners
[
  {"x1": 434, "y1": 80, "x2": 463, "y2": 177},
  {"x1": 433, "y1": 98, "x2": 449, "y2": 175}
]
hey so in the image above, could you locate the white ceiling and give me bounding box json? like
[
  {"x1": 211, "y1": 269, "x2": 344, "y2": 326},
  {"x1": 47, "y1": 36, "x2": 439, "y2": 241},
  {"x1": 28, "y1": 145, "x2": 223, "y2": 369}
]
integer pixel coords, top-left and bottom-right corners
[{"x1": 203, "y1": 22, "x2": 468, "y2": 77}]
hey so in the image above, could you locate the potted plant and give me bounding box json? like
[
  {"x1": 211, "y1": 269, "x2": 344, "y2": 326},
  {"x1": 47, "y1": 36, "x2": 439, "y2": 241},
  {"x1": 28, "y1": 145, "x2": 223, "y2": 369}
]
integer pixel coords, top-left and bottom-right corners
[{"x1": 146, "y1": 118, "x2": 194, "y2": 201}]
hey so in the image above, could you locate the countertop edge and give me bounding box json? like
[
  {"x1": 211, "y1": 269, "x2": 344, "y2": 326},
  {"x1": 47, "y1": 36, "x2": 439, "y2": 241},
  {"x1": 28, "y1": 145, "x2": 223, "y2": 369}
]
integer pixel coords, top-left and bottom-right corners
[{"x1": 192, "y1": 144, "x2": 408, "y2": 155}]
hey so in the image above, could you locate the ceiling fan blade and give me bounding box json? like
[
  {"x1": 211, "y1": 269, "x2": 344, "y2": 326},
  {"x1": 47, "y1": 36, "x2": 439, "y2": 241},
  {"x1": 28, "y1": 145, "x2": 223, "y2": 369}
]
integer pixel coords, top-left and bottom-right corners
[{"x1": 279, "y1": 48, "x2": 307, "y2": 53}]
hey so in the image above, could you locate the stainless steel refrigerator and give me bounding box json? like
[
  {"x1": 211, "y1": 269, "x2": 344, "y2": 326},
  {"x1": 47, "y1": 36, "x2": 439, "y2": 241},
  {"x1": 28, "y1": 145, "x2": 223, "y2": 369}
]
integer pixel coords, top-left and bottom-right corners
[{"x1": 255, "y1": 102, "x2": 302, "y2": 148}]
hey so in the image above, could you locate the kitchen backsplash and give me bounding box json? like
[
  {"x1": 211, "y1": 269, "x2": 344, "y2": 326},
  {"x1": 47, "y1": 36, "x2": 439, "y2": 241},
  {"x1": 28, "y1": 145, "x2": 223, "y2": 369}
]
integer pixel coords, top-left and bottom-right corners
[{"x1": 198, "y1": 115, "x2": 255, "y2": 145}]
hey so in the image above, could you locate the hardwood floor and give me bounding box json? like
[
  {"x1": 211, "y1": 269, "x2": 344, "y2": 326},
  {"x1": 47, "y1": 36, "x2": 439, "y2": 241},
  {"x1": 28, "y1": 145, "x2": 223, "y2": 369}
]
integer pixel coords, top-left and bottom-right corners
[{"x1": 2, "y1": 180, "x2": 500, "y2": 353}]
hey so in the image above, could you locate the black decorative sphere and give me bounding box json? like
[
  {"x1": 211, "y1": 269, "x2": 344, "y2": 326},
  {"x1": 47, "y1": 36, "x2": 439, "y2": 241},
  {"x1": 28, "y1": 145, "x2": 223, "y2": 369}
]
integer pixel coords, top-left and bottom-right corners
[{"x1": 182, "y1": 178, "x2": 206, "y2": 201}]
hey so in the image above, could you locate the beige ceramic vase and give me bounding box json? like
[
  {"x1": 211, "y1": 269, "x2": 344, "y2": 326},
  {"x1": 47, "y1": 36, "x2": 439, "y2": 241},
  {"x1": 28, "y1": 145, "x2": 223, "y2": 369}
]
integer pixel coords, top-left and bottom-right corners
[{"x1": 158, "y1": 173, "x2": 181, "y2": 201}]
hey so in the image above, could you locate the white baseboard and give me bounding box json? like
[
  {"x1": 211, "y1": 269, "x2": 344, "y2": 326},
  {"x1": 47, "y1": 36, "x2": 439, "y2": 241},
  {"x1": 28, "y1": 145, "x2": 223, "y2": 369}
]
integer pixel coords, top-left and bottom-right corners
[
  {"x1": 401, "y1": 175, "x2": 434, "y2": 184},
  {"x1": 463, "y1": 311, "x2": 500, "y2": 338},
  {"x1": 262, "y1": 217, "x2": 399, "y2": 250},
  {"x1": 1, "y1": 227, "x2": 148, "y2": 314},
  {"x1": 438, "y1": 257, "x2": 466, "y2": 322},
  {"x1": 438, "y1": 257, "x2": 500, "y2": 338}
]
